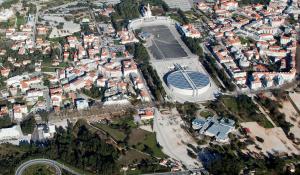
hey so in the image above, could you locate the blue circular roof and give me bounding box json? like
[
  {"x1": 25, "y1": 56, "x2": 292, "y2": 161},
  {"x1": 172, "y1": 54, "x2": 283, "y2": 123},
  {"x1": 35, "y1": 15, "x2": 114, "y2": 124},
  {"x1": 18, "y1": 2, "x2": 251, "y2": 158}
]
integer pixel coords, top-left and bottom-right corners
[{"x1": 167, "y1": 70, "x2": 210, "y2": 90}]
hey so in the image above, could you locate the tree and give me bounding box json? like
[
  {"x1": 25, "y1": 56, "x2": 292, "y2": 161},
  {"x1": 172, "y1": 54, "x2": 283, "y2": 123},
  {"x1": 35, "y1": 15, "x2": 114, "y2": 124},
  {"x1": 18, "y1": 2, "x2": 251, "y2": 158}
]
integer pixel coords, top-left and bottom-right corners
[
  {"x1": 82, "y1": 85, "x2": 104, "y2": 99},
  {"x1": 43, "y1": 78, "x2": 50, "y2": 88},
  {"x1": 0, "y1": 115, "x2": 13, "y2": 129},
  {"x1": 20, "y1": 116, "x2": 36, "y2": 134}
]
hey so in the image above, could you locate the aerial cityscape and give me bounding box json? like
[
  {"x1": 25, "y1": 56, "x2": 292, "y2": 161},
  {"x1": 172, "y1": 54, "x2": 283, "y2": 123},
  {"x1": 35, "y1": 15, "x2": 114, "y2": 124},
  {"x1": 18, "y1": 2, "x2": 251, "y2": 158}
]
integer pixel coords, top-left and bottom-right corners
[{"x1": 0, "y1": 0, "x2": 299, "y2": 174}]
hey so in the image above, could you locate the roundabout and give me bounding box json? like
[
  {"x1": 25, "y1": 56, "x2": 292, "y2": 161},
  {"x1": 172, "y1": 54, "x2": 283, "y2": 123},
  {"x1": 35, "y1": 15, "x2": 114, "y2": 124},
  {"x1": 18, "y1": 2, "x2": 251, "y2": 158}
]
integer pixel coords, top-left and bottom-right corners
[{"x1": 15, "y1": 159, "x2": 81, "y2": 175}]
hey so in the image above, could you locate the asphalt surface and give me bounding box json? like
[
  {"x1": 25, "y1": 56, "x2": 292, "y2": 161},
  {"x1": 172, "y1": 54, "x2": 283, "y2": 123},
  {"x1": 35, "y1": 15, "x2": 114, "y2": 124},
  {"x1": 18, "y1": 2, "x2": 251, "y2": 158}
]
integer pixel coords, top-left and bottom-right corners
[
  {"x1": 15, "y1": 159, "x2": 81, "y2": 175},
  {"x1": 142, "y1": 25, "x2": 188, "y2": 59}
]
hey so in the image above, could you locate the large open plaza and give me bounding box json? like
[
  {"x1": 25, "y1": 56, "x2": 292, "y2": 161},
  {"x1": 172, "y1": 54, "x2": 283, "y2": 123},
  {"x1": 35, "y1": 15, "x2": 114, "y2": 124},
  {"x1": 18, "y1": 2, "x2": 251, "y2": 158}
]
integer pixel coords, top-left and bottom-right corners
[
  {"x1": 131, "y1": 17, "x2": 219, "y2": 102},
  {"x1": 142, "y1": 25, "x2": 188, "y2": 59}
]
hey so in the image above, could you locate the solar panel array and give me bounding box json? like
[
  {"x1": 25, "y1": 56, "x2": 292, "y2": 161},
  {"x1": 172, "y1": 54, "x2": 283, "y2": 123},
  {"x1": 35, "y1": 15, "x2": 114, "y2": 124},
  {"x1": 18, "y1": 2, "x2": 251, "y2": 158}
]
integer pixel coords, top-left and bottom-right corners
[{"x1": 167, "y1": 70, "x2": 210, "y2": 90}]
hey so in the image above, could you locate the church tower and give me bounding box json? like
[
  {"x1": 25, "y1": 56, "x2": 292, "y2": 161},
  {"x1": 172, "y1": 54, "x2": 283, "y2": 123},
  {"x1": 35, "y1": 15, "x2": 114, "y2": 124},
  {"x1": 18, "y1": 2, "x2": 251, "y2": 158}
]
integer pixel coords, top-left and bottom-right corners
[{"x1": 145, "y1": 3, "x2": 152, "y2": 18}]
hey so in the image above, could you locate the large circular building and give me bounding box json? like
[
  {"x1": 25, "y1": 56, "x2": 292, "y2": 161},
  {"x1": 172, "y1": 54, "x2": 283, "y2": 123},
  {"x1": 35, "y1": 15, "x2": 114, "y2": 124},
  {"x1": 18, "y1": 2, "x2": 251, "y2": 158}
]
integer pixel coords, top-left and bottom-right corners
[{"x1": 167, "y1": 70, "x2": 210, "y2": 96}]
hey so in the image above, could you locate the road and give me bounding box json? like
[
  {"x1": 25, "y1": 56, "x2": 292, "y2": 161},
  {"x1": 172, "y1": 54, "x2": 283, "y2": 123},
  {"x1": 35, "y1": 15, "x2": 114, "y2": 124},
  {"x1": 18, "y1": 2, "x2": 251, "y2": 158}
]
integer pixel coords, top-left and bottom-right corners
[
  {"x1": 143, "y1": 168, "x2": 208, "y2": 175},
  {"x1": 15, "y1": 159, "x2": 81, "y2": 175}
]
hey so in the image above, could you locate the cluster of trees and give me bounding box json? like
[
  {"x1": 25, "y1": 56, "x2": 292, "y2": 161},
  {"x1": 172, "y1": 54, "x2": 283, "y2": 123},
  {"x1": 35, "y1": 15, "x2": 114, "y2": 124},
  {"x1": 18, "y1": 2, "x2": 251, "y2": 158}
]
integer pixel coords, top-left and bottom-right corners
[
  {"x1": 177, "y1": 9, "x2": 189, "y2": 25},
  {"x1": 82, "y1": 85, "x2": 105, "y2": 100},
  {"x1": 49, "y1": 122, "x2": 119, "y2": 174},
  {"x1": 21, "y1": 1, "x2": 37, "y2": 14},
  {"x1": 202, "y1": 55, "x2": 236, "y2": 91},
  {"x1": 208, "y1": 95, "x2": 273, "y2": 128},
  {"x1": 114, "y1": 0, "x2": 140, "y2": 20},
  {"x1": 20, "y1": 116, "x2": 36, "y2": 135},
  {"x1": 255, "y1": 95, "x2": 292, "y2": 134},
  {"x1": 0, "y1": 115, "x2": 14, "y2": 128},
  {"x1": 0, "y1": 0, "x2": 19, "y2": 8},
  {"x1": 176, "y1": 102, "x2": 198, "y2": 124},
  {"x1": 133, "y1": 43, "x2": 166, "y2": 101},
  {"x1": 111, "y1": 0, "x2": 169, "y2": 30},
  {"x1": 239, "y1": 0, "x2": 270, "y2": 6},
  {"x1": 81, "y1": 23, "x2": 93, "y2": 35},
  {"x1": 111, "y1": 0, "x2": 140, "y2": 30},
  {"x1": 206, "y1": 141, "x2": 299, "y2": 175},
  {"x1": 181, "y1": 36, "x2": 203, "y2": 56},
  {"x1": 0, "y1": 121, "x2": 120, "y2": 174},
  {"x1": 145, "y1": 0, "x2": 169, "y2": 11}
]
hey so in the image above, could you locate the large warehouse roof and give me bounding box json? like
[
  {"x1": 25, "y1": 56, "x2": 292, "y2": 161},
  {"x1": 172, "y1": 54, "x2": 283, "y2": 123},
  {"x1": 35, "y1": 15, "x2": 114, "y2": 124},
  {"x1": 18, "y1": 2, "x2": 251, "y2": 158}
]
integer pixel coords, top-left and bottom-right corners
[{"x1": 167, "y1": 70, "x2": 210, "y2": 90}]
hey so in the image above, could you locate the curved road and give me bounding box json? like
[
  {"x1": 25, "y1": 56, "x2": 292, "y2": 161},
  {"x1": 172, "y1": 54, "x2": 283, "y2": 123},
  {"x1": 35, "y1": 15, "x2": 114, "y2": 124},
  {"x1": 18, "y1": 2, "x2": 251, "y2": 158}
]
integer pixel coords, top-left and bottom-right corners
[{"x1": 15, "y1": 159, "x2": 81, "y2": 175}]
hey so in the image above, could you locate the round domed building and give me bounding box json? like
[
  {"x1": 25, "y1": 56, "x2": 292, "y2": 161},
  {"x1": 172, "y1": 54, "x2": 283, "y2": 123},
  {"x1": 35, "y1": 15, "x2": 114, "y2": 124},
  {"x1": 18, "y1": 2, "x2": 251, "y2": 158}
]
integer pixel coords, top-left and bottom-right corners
[{"x1": 166, "y1": 70, "x2": 211, "y2": 97}]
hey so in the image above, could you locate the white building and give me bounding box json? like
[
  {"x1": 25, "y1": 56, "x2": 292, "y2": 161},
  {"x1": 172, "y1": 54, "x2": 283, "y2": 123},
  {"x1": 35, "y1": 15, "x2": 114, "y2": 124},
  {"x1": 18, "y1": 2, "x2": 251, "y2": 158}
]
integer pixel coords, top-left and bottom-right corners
[
  {"x1": 76, "y1": 99, "x2": 89, "y2": 110},
  {"x1": 0, "y1": 9, "x2": 14, "y2": 21},
  {"x1": 0, "y1": 125, "x2": 23, "y2": 141}
]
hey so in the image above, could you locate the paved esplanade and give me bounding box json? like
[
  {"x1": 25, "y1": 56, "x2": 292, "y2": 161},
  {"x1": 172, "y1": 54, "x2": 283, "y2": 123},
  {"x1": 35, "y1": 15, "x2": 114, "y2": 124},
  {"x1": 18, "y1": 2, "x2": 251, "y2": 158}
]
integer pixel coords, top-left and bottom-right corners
[{"x1": 15, "y1": 159, "x2": 81, "y2": 175}]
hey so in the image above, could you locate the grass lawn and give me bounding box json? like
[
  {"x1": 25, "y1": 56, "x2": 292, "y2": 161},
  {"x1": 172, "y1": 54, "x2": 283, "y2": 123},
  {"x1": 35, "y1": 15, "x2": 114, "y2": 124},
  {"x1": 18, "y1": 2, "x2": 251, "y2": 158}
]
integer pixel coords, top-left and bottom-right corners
[
  {"x1": 41, "y1": 67, "x2": 56, "y2": 72},
  {"x1": 16, "y1": 15, "x2": 26, "y2": 30},
  {"x1": 118, "y1": 149, "x2": 150, "y2": 166},
  {"x1": 222, "y1": 96, "x2": 238, "y2": 113},
  {"x1": 200, "y1": 110, "x2": 214, "y2": 118},
  {"x1": 92, "y1": 123, "x2": 126, "y2": 142},
  {"x1": 168, "y1": 14, "x2": 184, "y2": 23},
  {"x1": 0, "y1": 144, "x2": 24, "y2": 156},
  {"x1": 42, "y1": 61, "x2": 68, "y2": 68},
  {"x1": 221, "y1": 96, "x2": 274, "y2": 128},
  {"x1": 23, "y1": 164, "x2": 56, "y2": 175},
  {"x1": 128, "y1": 128, "x2": 166, "y2": 158},
  {"x1": 0, "y1": 18, "x2": 15, "y2": 29}
]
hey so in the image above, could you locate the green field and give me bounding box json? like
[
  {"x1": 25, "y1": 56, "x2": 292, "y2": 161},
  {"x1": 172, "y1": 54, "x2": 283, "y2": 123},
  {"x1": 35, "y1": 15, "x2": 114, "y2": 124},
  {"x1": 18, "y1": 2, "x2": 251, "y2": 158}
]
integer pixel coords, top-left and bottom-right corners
[
  {"x1": 92, "y1": 123, "x2": 127, "y2": 142},
  {"x1": 200, "y1": 110, "x2": 214, "y2": 118},
  {"x1": 128, "y1": 128, "x2": 166, "y2": 158},
  {"x1": 23, "y1": 164, "x2": 56, "y2": 175},
  {"x1": 118, "y1": 149, "x2": 150, "y2": 165},
  {"x1": 16, "y1": 15, "x2": 26, "y2": 30},
  {"x1": 221, "y1": 96, "x2": 274, "y2": 128}
]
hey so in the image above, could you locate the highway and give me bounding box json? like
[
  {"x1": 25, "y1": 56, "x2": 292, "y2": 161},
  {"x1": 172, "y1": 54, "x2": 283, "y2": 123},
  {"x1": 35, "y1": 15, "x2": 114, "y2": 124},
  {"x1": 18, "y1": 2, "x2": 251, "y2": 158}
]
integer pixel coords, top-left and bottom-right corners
[{"x1": 15, "y1": 159, "x2": 81, "y2": 175}]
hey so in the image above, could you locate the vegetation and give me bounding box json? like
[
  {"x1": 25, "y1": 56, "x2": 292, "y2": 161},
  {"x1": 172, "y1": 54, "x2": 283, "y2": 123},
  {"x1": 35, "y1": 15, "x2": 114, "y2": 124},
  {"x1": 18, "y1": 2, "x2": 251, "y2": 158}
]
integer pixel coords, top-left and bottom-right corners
[
  {"x1": 23, "y1": 164, "x2": 56, "y2": 175},
  {"x1": 16, "y1": 12, "x2": 26, "y2": 31},
  {"x1": 181, "y1": 37, "x2": 203, "y2": 56},
  {"x1": 239, "y1": 0, "x2": 270, "y2": 6},
  {"x1": 203, "y1": 136, "x2": 300, "y2": 175},
  {"x1": 20, "y1": 116, "x2": 36, "y2": 135},
  {"x1": 82, "y1": 85, "x2": 104, "y2": 99},
  {"x1": 128, "y1": 128, "x2": 166, "y2": 158},
  {"x1": 255, "y1": 95, "x2": 292, "y2": 134},
  {"x1": 181, "y1": 35, "x2": 235, "y2": 91},
  {"x1": 0, "y1": 115, "x2": 13, "y2": 129},
  {"x1": 133, "y1": 43, "x2": 166, "y2": 101},
  {"x1": 209, "y1": 95, "x2": 274, "y2": 128},
  {"x1": 92, "y1": 123, "x2": 127, "y2": 142},
  {"x1": 177, "y1": 9, "x2": 189, "y2": 24},
  {"x1": 203, "y1": 55, "x2": 235, "y2": 91},
  {"x1": 176, "y1": 102, "x2": 199, "y2": 124},
  {"x1": 93, "y1": 115, "x2": 166, "y2": 159},
  {"x1": 0, "y1": 0, "x2": 19, "y2": 8},
  {"x1": 0, "y1": 120, "x2": 120, "y2": 175},
  {"x1": 111, "y1": 0, "x2": 169, "y2": 30},
  {"x1": 200, "y1": 110, "x2": 214, "y2": 118}
]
